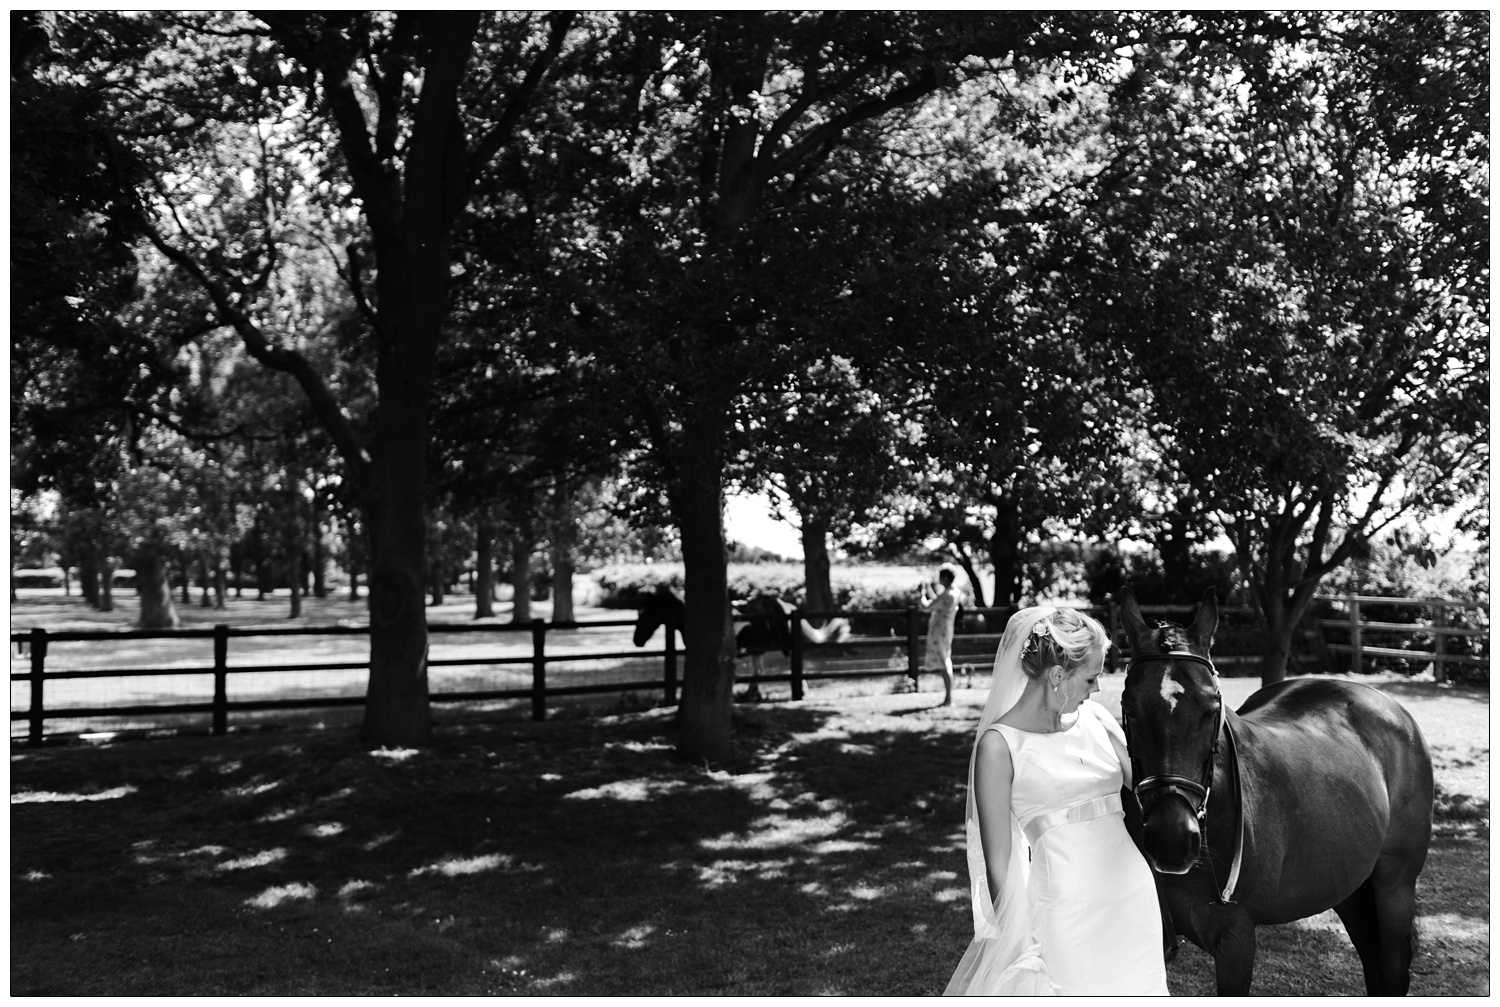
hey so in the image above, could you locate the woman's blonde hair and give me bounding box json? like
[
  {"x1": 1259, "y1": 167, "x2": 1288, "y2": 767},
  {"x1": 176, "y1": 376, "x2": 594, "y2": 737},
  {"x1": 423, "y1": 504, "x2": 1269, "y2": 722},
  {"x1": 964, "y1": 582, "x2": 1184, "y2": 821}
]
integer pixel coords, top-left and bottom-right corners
[{"x1": 1019, "y1": 607, "x2": 1109, "y2": 679}]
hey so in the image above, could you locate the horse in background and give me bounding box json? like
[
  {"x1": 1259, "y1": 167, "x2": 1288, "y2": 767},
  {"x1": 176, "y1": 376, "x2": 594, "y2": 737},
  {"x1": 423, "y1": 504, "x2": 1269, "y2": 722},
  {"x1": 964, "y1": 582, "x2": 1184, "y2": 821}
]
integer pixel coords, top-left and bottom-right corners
[
  {"x1": 631, "y1": 587, "x2": 851, "y2": 701},
  {"x1": 734, "y1": 594, "x2": 851, "y2": 701},
  {"x1": 1119, "y1": 589, "x2": 1433, "y2": 995},
  {"x1": 632, "y1": 585, "x2": 685, "y2": 648}
]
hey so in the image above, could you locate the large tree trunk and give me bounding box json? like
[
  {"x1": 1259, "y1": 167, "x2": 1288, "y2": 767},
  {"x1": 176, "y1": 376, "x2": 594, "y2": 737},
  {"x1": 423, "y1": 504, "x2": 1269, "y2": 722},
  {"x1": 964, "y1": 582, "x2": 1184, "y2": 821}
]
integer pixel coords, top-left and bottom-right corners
[
  {"x1": 79, "y1": 554, "x2": 100, "y2": 609},
  {"x1": 1257, "y1": 574, "x2": 1320, "y2": 687},
  {"x1": 801, "y1": 511, "x2": 834, "y2": 623},
  {"x1": 312, "y1": 520, "x2": 327, "y2": 598},
  {"x1": 134, "y1": 551, "x2": 181, "y2": 629},
  {"x1": 510, "y1": 537, "x2": 532, "y2": 624},
  {"x1": 214, "y1": 563, "x2": 227, "y2": 610},
  {"x1": 199, "y1": 556, "x2": 213, "y2": 607},
  {"x1": 287, "y1": 546, "x2": 302, "y2": 619},
  {"x1": 351, "y1": 13, "x2": 496, "y2": 749},
  {"x1": 988, "y1": 494, "x2": 1022, "y2": 608},
  {"x1": 551, "y1": 482, "x2": 575, "y2": 623},
  {"x1": 256, "y1": 555, "x2": 272, "y2": 600},
  {"x1": 675, "y1": 405, "x2": 737, "y2": 767},
  {"x1": 100, "y1": 559, "x2": 114, "y2": 612},
  {"x1": 950, "y1": 549, "x2": 991, "y2": 610},
  {"x1": 474, "y1": 519, "x2": 495, "y2": 618},
  {"x1": 429, "y1": 557, "x2": 446, "y2": 607},
  {"x1": 285, "y1": 467, "x2": 303, "y2": 619},
  {"x1": 1160, "y1": 502, "x2": 1194, "y2": 594},
  {"x1": 230, "y1": 542, "x2": 244, "y2": 598},
  {"x1": 360, "y1": 414, "x2": 434, "y2": 746}
]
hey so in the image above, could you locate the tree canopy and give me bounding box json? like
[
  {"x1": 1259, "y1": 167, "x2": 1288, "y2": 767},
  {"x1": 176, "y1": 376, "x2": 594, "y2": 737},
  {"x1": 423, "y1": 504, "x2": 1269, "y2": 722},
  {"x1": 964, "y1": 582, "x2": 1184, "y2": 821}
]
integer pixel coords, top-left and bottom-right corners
[{"x1": 11, "y1": 11, "x2": 1487, "y2": 755}]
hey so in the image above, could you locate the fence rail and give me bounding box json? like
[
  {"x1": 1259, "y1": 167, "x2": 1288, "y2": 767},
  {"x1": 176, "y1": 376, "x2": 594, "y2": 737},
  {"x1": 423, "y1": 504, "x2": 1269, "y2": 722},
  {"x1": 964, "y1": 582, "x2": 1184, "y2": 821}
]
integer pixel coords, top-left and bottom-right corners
[{"x1": 11, "y1": 594, "x2": 1487, "y2": 745}]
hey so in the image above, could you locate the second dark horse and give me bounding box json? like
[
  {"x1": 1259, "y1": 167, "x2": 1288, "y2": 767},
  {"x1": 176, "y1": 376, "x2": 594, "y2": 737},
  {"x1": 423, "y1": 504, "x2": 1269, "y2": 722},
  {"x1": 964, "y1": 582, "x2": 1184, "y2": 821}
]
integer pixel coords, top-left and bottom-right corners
[
  {"x1": 1118, "y1": 589, "x2": 1433, "y2": 995},
  {"x1": 632, "y1": 587, "x2": 850, "y2": 700}
]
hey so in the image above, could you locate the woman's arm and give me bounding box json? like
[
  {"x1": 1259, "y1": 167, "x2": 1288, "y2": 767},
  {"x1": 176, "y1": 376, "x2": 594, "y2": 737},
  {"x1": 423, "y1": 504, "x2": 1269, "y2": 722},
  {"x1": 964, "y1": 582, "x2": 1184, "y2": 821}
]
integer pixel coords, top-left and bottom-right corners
[
  {"x1": 1090, "y1": 702, "x2": 1134, "y2": 789},
  {"x1": 973, "y1": 729, "x2": 1016, "y2": 905}
]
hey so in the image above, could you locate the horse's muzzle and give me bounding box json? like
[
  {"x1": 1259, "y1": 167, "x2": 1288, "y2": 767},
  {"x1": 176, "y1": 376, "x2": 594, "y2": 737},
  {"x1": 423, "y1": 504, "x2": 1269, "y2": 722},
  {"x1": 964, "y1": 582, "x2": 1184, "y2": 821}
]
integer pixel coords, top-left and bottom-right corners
[{"x1": 1140, "y1": 792, "x2": 1202, "y2": 874}]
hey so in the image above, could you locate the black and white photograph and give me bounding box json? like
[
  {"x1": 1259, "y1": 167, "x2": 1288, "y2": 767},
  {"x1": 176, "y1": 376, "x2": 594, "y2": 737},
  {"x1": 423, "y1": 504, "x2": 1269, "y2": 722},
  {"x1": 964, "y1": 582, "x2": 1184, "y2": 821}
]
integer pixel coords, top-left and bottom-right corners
[{"x1": 10, "y1": 11, "x2": 1487, "y2": 996}]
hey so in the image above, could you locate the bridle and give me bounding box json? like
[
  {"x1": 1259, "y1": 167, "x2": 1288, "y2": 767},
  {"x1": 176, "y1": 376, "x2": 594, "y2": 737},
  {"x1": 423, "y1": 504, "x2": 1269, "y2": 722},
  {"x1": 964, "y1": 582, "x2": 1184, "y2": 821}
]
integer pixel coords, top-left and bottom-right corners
[{"x1": 1121, "y1": 650, "x2": 1225, "y2": 822}]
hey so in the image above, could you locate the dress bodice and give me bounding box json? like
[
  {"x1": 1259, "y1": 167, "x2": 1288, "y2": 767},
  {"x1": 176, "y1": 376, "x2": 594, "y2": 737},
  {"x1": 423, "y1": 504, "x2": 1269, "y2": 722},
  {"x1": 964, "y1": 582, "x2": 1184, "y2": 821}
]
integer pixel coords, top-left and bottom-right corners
[{"x1": 990, "y1": 700, "x2": 1123, "y2": 837}]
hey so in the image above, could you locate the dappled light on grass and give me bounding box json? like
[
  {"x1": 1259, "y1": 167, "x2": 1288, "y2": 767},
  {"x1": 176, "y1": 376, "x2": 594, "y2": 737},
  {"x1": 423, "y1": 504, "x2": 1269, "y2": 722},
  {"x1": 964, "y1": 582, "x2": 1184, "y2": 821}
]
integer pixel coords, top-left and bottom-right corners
[
  {"x1": 369, "y1": 748, "x2": 419, "y2": 761},
  {"x1": 611, "y1": 923, "x2": 656, "y2": 949},
  {"x1": 217, "y1": 847, "x2": 288, "y2": 871},
  {"x1": 701, "y1": 810, "x2": 851, "y2": 851},
  {"x1": 1416, "y1": 912, "x2": 1488, "y2": 942},
  {"x1": 12, "y1": 784, "x2": 137, "y2": 803},
  {"x1": 532, "y1": 971, "x2": 578, "y2": 990},
  {"x1": 698, "y1": 857, "x2": 794, "y2": 887},
  {"x1": 563, "y1": 778, "x2": 689, "y2": 802},
  {"x1": 409, "y1": 853, "x2": 514, "y2": 878},
  {"x1": 338, "y1": 879, "x2": 378, "y2": 902},
  {"x1": 8, "y1": 684, "x2": 1487, "y2": 996},
  {"x1": 246, "y1": 881, "x2": 317, "y2": 909}
]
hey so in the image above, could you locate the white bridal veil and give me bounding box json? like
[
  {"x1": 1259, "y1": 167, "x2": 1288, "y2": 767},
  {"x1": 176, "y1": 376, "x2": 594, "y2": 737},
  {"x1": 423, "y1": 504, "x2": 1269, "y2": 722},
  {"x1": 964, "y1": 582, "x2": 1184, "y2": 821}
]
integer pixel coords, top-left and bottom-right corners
[{"x1": 943, "y1": 606, "x2": 1059, "y2": 996}]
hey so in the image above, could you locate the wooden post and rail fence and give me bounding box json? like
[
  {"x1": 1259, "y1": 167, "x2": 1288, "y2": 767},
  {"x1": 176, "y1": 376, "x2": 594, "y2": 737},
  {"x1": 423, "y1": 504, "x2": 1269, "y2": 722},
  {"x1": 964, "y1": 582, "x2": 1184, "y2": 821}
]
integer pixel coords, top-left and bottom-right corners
[{"x1": 11, "y1": 594, "x2": 1487, "y2": 746}]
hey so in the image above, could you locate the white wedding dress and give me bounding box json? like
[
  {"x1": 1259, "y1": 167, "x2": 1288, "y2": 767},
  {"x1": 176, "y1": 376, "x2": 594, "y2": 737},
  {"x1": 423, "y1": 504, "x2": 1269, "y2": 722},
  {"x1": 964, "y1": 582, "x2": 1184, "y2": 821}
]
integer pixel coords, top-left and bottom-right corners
[{"x1": 946, "y1": 700, "x2": 1169, "y2": 996}]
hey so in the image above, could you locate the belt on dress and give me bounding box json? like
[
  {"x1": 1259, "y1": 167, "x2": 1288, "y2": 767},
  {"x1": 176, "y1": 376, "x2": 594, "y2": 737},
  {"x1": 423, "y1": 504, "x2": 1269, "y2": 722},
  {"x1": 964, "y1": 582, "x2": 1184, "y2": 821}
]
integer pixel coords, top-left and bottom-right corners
[{"x1": 1020, "y1": 793, "x2": 1123, "y2": 846}]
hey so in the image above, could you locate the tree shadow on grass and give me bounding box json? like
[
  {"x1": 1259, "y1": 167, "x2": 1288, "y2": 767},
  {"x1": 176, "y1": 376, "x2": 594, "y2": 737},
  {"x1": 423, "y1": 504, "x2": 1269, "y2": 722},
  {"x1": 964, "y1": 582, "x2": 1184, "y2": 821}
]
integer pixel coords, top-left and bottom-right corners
[{"x1": 9, "y1": 695, "x2": 1489, "y2": 996}]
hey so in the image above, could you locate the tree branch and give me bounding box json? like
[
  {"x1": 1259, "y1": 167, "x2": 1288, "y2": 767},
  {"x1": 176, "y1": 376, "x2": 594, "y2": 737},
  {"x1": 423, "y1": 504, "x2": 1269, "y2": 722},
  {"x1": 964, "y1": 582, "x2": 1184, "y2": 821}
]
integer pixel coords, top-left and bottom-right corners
[
  {"x1": 142, "y1": 221, "x2": 372, "y2": 488},
  {"x1": 469, "y1": 13, "x2": 576, "y2": 182}
]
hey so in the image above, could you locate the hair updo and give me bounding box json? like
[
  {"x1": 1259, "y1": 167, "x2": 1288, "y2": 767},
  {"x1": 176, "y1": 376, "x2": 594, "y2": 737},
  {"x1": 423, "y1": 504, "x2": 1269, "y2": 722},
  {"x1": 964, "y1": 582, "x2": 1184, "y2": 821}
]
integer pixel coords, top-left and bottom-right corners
[{"x1": 1020, "y1": 608, "x2": 1110, "y2": 679}]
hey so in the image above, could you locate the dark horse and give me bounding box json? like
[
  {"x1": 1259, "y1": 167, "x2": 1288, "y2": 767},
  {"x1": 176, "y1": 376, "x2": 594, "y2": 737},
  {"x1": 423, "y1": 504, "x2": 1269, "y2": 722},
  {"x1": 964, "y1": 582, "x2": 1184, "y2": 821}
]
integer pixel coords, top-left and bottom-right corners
[
  {"x1": 632, "y1": 587, "x2": 850, "y2": 700},
  {"x1": 1119, "y1": 589, "x2": 1433, "y2": 995}
]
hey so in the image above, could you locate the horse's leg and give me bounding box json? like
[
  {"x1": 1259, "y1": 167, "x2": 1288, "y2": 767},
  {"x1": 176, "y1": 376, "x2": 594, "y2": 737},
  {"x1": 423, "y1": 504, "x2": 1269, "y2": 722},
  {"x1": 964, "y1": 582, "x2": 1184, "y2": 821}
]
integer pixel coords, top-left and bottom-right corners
[
  {"x1": 1332, "y1": 879, "x2": 1387, "y2": 994},
  {"x1": 1369, "y1": 865, "x2": 1422, "y2": 995},
  {"x1": 742, "y1": 654, "x2": 763, "y2": 702},
  {"x1": 1209, "y1": 915, "x2": 1256, "y2": 995}
]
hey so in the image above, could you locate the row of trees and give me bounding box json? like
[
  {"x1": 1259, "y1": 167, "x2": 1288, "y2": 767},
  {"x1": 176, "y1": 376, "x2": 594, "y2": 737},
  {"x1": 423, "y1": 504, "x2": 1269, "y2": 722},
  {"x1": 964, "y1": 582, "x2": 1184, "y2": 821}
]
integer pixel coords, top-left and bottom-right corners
[{"x1": 12, "y1": 12, "x2": 1487, "y2": 764}]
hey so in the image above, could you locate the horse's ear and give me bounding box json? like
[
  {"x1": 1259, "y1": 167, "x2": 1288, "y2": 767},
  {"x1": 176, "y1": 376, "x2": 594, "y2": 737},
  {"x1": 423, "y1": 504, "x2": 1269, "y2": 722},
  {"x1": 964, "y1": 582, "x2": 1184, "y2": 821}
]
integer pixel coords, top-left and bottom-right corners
[
  {"x1": 1190, "y1": 588, "x2": 1218, "y2": 650},
  {"x1": 1120, "y1": 589, "x2": 1150, "y2": 649}
]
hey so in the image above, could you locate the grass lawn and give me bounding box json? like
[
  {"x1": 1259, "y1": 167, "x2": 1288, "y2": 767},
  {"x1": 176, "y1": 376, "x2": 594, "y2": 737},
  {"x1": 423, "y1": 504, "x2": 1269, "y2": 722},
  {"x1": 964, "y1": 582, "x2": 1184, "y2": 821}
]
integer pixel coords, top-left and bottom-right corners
[{"x1": 10, "y1": 673, "x2": 1489, "y2": 995}]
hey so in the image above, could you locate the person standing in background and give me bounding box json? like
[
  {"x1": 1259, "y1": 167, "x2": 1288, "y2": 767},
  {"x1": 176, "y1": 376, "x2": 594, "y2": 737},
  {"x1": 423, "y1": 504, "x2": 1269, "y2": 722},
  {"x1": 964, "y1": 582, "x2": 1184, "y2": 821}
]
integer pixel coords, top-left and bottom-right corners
[{"x1": 919, "y1": 565, "x2": 961, "y2": 706}]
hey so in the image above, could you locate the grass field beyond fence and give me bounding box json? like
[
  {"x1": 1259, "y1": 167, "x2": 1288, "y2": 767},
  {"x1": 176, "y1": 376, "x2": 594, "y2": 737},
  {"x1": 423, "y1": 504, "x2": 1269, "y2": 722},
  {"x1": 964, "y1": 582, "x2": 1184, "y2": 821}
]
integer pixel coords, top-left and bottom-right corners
[{"x1": 9, "y1": 672, "x2": 1488, "y2": 996}]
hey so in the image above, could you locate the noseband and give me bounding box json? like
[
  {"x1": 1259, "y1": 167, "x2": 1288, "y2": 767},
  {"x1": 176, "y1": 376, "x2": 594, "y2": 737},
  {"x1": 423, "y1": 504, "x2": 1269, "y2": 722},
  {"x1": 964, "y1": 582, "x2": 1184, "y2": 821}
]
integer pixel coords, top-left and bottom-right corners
[{"x1": 1122, "y1": 651, "x2": 1225, "y2": 822}]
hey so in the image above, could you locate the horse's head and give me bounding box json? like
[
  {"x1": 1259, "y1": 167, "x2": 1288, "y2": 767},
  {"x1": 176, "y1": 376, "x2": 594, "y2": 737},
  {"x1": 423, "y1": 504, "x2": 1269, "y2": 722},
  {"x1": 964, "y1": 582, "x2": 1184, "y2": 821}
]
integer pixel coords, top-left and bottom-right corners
[
  {"x1": 1119, "y1": 588, "x2": 1224, "y2": 875},
  {"x1": 633, "y1": 586, "x2": 683, "y2": 647}
]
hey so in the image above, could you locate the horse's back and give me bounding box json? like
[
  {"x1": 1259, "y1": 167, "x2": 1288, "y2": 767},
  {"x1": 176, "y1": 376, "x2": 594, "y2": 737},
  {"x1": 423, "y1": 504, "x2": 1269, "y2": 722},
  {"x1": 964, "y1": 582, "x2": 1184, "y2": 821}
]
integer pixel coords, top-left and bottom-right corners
[
  {"x1": 1236, "y1": 676, "x2": 1433, "y2": 903},
  {"x1": 1238, "y1": 678, "x2": 1431, "y2": 782}
]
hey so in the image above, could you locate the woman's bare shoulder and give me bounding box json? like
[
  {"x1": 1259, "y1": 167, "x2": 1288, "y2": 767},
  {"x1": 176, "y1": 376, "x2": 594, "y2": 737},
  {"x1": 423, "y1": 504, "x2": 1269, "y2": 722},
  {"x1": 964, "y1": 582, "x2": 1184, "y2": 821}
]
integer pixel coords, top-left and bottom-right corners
[{"x1": 975, "y1": 726, "x2": 1013, "y2": 765}]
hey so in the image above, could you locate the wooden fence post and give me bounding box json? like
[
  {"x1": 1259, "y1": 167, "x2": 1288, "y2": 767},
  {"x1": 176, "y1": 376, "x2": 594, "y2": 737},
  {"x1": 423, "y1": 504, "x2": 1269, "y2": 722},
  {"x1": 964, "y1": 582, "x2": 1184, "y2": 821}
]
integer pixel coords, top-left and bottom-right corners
[
  {"x1": 906, "y1": 607, "x2": 920, "y2": 684},
  {"x1": 212, "y1": 624, "x2": 229, "y2": 736},
  {"x1": 663, "y1": 614, "x2": 678, "y2": 705},
  {"x1": 790, "y1": 608, "x2": 805, "y2": 701},
  {"x1": 28, "y1": 628, "x2": 47, "y2": 747},
  {"x1": 1348, "y1": 594, "x2": 1363, "y2": 675},
  {"x1": 1433, "y1": 601, "x2": 1448, "y2": 684},
  {"x1": 531, "y1": 619, "x2": 547, "y2": 721}
]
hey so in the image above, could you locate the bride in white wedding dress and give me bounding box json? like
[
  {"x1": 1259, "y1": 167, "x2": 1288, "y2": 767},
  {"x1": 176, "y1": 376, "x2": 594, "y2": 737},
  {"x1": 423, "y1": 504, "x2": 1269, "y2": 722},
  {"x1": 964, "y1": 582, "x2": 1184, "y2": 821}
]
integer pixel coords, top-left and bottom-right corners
[{"x1": 945, "y1": 606, "x2": 1169, "y2": 996}]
